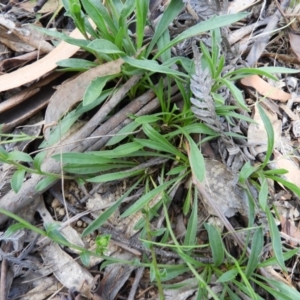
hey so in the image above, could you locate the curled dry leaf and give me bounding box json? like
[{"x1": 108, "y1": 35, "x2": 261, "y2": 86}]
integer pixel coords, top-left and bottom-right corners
[
  {"x1": 240, "y1": 75, "x2": 291, "y2": 102},
  {"x1": 44, "y1": 58, "x2": 124, "y2": 139}
]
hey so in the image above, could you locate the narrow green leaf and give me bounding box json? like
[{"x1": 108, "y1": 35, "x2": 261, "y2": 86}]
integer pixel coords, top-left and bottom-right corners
[
  {"x1": 258, "y1": 177, "x2": 268, "y2": 211},
  {"x1": 146, "y1": 0, "x2": 184, "y2": 57},
  {"x1": 36, "y1": 176, "x2": 57, "y2": 192},
  {"x1": 82, "y1": 178, "x2": 142, "y2": 237},
  {"x1": 155, "y1": 13, "x2": 248, "y2": 59},
  {"x1": 142, "y1": 123, "x2": 185, "y2": 159},
  {"x1": 239, "y1": 161, "x2": 258, "y2": 184},
  {"x1": 106, "y1": 122, "x2": 141, "y2": 146},
  {"x1": 217, "y1": 269, "x2": 238, "y2": 283},
  {"x1": 187, "y1": 136, "x2": 205, "y2": 182},
  {"x1": 80, "y1": 251, "x2": 91, "y2": 266},
  {"x1": 135, "y1": 0, "x2": 149, "y2": 48},
  {"x1": 83, "y1": 75, "x2": 114, "y2": 106},
  {"x1": 5, "y1": 223, "x2": 29, "y2": 238},
  {"x1": 57, "y1": 58, "x2": 98, "y2": 71},
  {"x1": 87, "y1": 169, "x2": 142, "y2": 183},
  {"x1": 184, "y1": 189, "x2": 198, "y2": 247},
  {"x1": 122, "y1": 56, "x2": 188, "y2": 78},
  {"x1": 121, "y1": 179, "x2": 177, "y2": 218},
  {"x1": 11, "y1": 169, "x2": 26, "y2": 193},
  {"x1": 266, "y1": 208, "x2": 286, "y2": 271},
  {"x1": 257, "y1": 104, "x2": 274, "y2": 168},
  {"x1": 33, "y1": 151, "x2": 46, "y2": 172},
  {"x1": 204, "y1": 223, "x2": 224, "y2": 266},
  {"x1": 87, "y1": 39, "x2": 124, "y2": 55},
  {"x1": 0, "y1": 208, "x2": 46, "y2": 236},
  {"x1": 219, "y1": 78, "x2": 249, "y2": 111},
  {"x1": 245, "y1": 227, "x2": 263, "y2": 278},
  {"x1": 7, "y1": 151, "x2": 33, "y2": 162},
  {"x1": 266, "y1": 175, "x2": 300, "y2": 197}
]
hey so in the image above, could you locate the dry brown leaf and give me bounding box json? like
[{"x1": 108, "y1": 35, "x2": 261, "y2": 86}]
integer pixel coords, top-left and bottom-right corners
[
  {"x1": 40, "y1": 243, "x2": 93, "y2": 298},
  {"x1": 273, "y1": 150, "x2": 300, "y2": 187},
  {"x1": 248, "y1": 106, "x2": 282, "y2": 153},
  {"x1": 19, "y1": 0, "x2": 60, "y2": 13},
  {"x1": 280, "y1": 215, "x2": 300, "y2": 247},
  {"x1": 289, "y1": 32, "x2": 300, "y2": 60},
  {"x1": 228, "y1": 0, "x2": 259, "y2": 13},
  {"x1": 44, "y1": 58, "x2": 124, "y2": 139},
  {"x1": 0, "y1": 50, "x2": 40, "y2": 72},
  {"x1": 240, "y1": 75, "x2": 291, "y2": 102},
  {"x1": 0, "y1": 27, "x2": 85, "y2": 92}
]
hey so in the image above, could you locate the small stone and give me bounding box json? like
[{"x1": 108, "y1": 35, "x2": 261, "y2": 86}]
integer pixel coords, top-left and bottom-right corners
[
  {"x1": 51, "y1": 198, "x2": 61, "y2": 209},
  {"x1": 77, "y1": 220, "x2": 83, "y2": 227},
  {"x1": 58, "y1": 208, "x2": 65, "y2": 216}
]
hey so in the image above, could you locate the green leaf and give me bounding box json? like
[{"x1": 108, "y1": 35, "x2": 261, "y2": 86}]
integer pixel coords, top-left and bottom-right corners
[
  {"x1": 57, "y1": 58, "x2": 98, "y2": 71},
  {"x1": 258, "y1": 176, "x2": 268, "y2": 211},
  {"x1": 33, "y1": 151, "x2": 46, "y2": 172},
  {"x1": 142, "y1": 123, "x2": 185, "y2": 159},
  {"x1": 11, "y1": 169, "x2": 26, "y2": 193},
  {"x1": 122, "y1": 56, "x2": 188, "y2": 78},
  {"x1": 217, "y1": 269, "x2": 238, "y2": 283},
  {"x1": 87, "y1": 169, "x2": 142, "y2": 183},
  {"x1": 239, "y1": 161, "x2": 258, "y2": 183},
  {"x1": 5, "y1": 223, "x2": 29, "y2": 238},
  {"x1": 146, "y1": 0, "x2": 184, "y2": 57},
  {"x1": 82, "y1": 178, "x2": 142, "y2": 237},
  {"x1": 219, "y1": 78, "x2": 249, "y2": 111},
  {"x1": 7, "y1": 151, "x2": 33, "y2": 162},
  {"x1": 0, "y1": 208, "x2": 46, "y2": 236},
  {"x1": 87, "y1": 39, "x2": 124, "y2": 55},
  {"x1": 155, "y1": 13, "x2": 248, "y2": 59},
  {"x1": 80, "y1": 251, "x2": 91, "y2": 266},
  {"x1": 81, "y1": 0, "x2": 117, "y2": 36},
  {"x1": 135, "y1": 0, "x2": 149, "y2": 49},
  {"x1": 266, "y1": 208, "x2": 286, "y2": 271},
  {"x1": 83, "y1": 75, "x2": 114, "y2": 106},
  {"x1": 64, "y1": 163, "x2": 133, "y2": 174},
  {"x1": 187, "y1": 136, "x2": 205, "y2": 182},
  {"x1": 266, "y1": 175, "x2": 300, "y2": 197},
  {"x1": 36, "y1": 176, "x2": 57, "y2": 192},
  {"x1": 105, "y1": 122, "x2": 141, "y2": 146},
  {"x1": 184, "y1": 189, "x2": 198, "y2": 247},
  {"x1": 245, "y1": 227, "x2": 263, "y2": 278},
  {"x1": 204, "y1": 223, "x2": 224, "y2": 266},
  {"x1": 121, "y1": 178, "x2": 177, "y2": 218},
  {"x1": 257, "y1": 104, "x2": 274, "y2": 168}
]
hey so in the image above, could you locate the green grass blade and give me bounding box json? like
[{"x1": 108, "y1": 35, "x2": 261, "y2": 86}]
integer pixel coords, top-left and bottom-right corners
[
  {"x1": 155, "y1": 13, "x2": 248, "y2": 59},
  {"x1": 146, "y1": 0, "x2": 184, "y2": 57},
  {"x1": 204, "y1": 223, "x2": 224, "y2": 266},
  {"x1": 245, "y1": 227, "x2": 263, "y2": 278}
]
